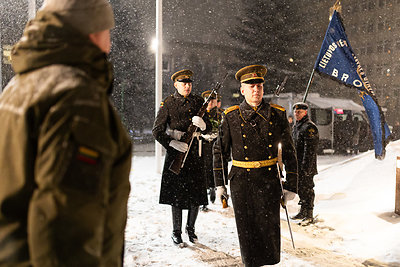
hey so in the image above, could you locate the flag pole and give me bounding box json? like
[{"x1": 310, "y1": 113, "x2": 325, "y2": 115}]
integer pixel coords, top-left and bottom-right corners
[{"x1": 302, "y1": 68, "x2": 315, "y2": 102}]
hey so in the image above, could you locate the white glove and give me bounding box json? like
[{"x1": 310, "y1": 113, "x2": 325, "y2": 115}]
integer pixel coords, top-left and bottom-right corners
[
  {"x1": 192, "y1": 116, "x2": 206, "y2": 131},
  {"x1": 216, "y1": 186, "x2": 228, "y2": 204},
  {"x1": 281, "y1": 189, "x2": 296, "y2": 207},
  {"x1": 169, "y1": 140, "x2": 188, "y2": 153},
  {"x1": 167, "y1": 129, "x2": 185, "y2": 140}
]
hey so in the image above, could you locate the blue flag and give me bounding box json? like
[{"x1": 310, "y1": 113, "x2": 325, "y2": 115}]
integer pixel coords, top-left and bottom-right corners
[{"x1": 314, "y1": 10, "x2": 390, "y2": 159}]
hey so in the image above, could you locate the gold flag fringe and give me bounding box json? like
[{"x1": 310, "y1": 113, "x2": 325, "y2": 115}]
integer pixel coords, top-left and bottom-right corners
[{"x1": 329, "y1": 0, "x2": 342, "y2": 20}]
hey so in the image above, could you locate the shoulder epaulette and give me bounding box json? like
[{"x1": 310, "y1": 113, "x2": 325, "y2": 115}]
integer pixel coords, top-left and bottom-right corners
[
  {"x1": 224, "y1": 105, "x2": 239, "y2": 114},
  {"x1": 270, "y1": 103, "x2": 285, "y2": 111}
]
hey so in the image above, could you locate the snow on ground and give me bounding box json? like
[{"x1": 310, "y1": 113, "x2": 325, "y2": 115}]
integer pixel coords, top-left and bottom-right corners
[{"x1": 124, "y1": 140, "x2": 400, "y2": 266}]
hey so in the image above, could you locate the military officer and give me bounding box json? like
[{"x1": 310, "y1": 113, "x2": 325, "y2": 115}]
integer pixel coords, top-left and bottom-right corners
[
  {"x1": 200, "y1": 90, "x2": 223, "y2": 211},
  {"x1": 213, "y1": 65, "x2": 298, "y2": 266},
  {"x1": 152, "y1": 69, "x2": 210, "y2": 245},
  {"x1": 291, "y1": 102, "x2": 319, "y2": 221}
]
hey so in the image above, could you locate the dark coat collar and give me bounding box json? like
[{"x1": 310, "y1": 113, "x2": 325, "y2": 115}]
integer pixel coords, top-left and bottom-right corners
[
  {"x1": 239, "y1": 99, "x2": 269, "y2": 121},
  {"x1": 295, "y1": 114, "x2": 310, "y2": 127}
]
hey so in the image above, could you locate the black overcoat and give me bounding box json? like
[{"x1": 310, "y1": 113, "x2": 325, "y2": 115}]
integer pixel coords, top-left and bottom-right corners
[
  {"x1": 292, "y1": 115, "x2": 319, "y2": 177},
  {"x1": 213, "y1": 99, "x2": 298, "y2": 266},
  {"x1": 201, "y1": 107, "x2": 223, "y2": 188},
  {"x1": 153, "y1": 91, "x2": 210, "y2": 209}
]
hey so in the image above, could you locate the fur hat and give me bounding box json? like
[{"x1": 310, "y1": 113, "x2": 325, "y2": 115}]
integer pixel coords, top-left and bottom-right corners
[{"x1": 40, "y1": 0, "x2": 115, "y2": 35}]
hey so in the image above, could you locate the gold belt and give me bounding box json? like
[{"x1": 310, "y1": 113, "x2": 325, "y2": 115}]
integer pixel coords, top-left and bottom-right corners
[{"x1": 232, "y1": 158, "x2": 277, "y2": 169}]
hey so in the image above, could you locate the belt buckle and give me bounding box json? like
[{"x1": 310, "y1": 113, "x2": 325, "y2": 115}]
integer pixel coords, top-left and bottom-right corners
[{"x1": 254, "y1": 162, "x2": 261, "y2": 168}]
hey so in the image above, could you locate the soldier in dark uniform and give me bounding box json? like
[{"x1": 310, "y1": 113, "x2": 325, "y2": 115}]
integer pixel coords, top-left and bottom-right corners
[
  {"x1": 213, "y1": 65, "x2": 298, "y2": 266},
  {"x1": 152, "y1": 69, "x2": 211, "y2": 245},
  {"x1": 291, "y1": 102, "x2": 319, "y2": 221},
  {"x1": 200, "y1": 90, "x2": 223, "y2": 211}
]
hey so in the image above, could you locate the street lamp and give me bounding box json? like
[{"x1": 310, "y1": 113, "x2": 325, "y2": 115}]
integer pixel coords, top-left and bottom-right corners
[
  {"x1": 155, "y1": 0, "x2": 163, "y2": 173},
  {"x1": 28, "y1": 0, "x2": 36, "y2": 20}
]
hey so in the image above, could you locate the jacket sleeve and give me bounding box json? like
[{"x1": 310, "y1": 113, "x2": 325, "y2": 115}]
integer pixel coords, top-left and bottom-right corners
[
  {"x1": 29, "y1": 89, "x2": 131, "y2": 266},
  {"x1": 213, "y1": 113, "x2": 230, "y2": 187},
  {"x1": 301, "y1": 124, "x2": 319, "y2": 175},
  {"x1": 152, "y1": 100, "x2": 173, "y2": 149},
  {"x1": 280, "y1": 111, "x2": 298, "y2": 193}
]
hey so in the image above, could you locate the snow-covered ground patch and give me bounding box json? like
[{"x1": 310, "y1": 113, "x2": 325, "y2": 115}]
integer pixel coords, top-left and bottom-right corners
[{"x1": 124, "y1": 140, "x2": 400, "y2": 266}]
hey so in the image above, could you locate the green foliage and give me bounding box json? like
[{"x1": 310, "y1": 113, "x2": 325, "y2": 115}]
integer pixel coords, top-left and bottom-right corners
[
  {"x1": 227, "y1": 0, "x2": 309, "y2": 93},
  {"x1": 110, "y1": 0, "x2": 154, "y2": 133}
]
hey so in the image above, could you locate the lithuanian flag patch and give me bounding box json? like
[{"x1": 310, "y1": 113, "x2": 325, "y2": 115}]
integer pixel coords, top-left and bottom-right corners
[{"x1": 77, "y1": 146, "x2": 99, "y2": 165}]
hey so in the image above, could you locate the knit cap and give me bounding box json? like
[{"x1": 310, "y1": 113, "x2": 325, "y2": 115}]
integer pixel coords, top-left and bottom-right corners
[{"x1": 40, "y1": 0, "x2": 115, "y2": 35}]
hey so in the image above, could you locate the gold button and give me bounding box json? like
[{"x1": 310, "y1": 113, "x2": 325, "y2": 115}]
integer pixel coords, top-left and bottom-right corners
[
  {"x1": 244, "y1": 146, "x2": 248, "y2": 149},
  {"x1": 189, "y1": 109, "x2": 191, "y2": 112},
  {"x1": 268, "y1": 145, "x2": 272, "y2": 148},
  {"x1": 268, "y1": 132, "x2": 272, "y2": 136},
  {"x1": 268, "y1": 156, "x2": 272, "y2": 159},
  {"x1": 241, "y1": 123, "x2": 244, "y2": 127},
  {"x1": 268, "y1": 168, "x2": 271, "y2": 171},
  {"x1": 245, "y1": 157, "x2": 249, "y2": 160},
  {"x1": 269, "y1": 122, "x2": 273, "y2": 125},
  {"x1": 255, "y1": 162, "x2": 261, "y2": 168},
  {"x1": 243, "y1": 134, "x2": 246, "y2": 138},
  {"x1": 247, "y1": 169, "x2": 250, "y2": 172}
]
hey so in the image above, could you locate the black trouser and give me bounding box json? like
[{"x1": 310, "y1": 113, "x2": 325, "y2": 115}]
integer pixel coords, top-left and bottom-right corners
[
  {"x1": 171, "y1": 206, "x2": 199, "y2": 233},
  {"x1": 298, "y1": 174, "x2": 315, "y2": 210}
]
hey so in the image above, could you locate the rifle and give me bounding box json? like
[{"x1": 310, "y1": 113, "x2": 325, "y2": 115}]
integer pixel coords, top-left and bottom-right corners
[
  {"x1": 169, "y1": 73, "x2": 228, "y2": 175},
  {"x1": 217, "y1": 120, "x2": 229, "y2": 208},
  {"x1": 274, "y1": 76, "x2": 288, "y2": 96}
]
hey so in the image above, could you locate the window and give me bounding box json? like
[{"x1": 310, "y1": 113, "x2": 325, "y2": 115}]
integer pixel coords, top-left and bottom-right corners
[
  {"x1": 350, "y1": 24, "x2": 359, "y2": 34},
  {"x1": 376, "y1": 64, "x2": 382, "y2": 74},
  {"x1": 396, "y1": 18, "x2": 400, "y2": 28},
  {"x1": 367, "y1": 45, "x2": 374, "y2": 54},
  {"x1": 311, "y1": 108, "x2": 332, "y2": 126},
  {"x1": 368, "y1": 0, "x2": 375, "y2": 9},
  {"x1": 360, "y1": 47, "x2": 367, "y2": 55},
  {"x1": 378, "y1": 20, "x2": 385, "y2": 31},
  {"x1": 361, "y1": 1, "x2": 368, "y2": 10},
  {"x1": 384, "y1": 40, "x2": 392, "y2": 52},
  {"x1": 377, "y1": 41, "x2": 384, "y2": 53},
  {"x1": 367, "y1": 20, "x2": 374, "y2": 32}
]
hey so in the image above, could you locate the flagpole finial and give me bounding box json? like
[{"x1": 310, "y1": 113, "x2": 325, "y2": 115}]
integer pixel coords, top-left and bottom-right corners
[{"x1": 329, "y1": 0, "x2": 342, "y2": 20}]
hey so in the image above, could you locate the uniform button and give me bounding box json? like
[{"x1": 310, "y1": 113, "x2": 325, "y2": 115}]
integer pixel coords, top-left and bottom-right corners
[
  {"x1": 247, "y1": 169, "x2": 250, "y2": 172},
  {"x1": 244, "y1": 146, "x2": 248, "y2": 149},
  {"x1": 241, "y1": 123, "x2": 244, "y2": 127},
  {"x1": 243, "y1": 134, "x2": 246, "y2": 138},
  {"x1": 268, "y1": 145, "x2": 272, "y2": 148},
  {"x1": 268, "y1": 156, "x2": 272, "y2": 159},
  {"x1": 189, "y1": 109, "x2": 191, "y2": 112},
  {"x1": 269, "y1": 122, "x2": 273, "y2": 125},
  {"x1": 268, "y1": 168, "x2": 271, "y2": 171},
  {"x1": 268, "y1": 132, "x2": 272, "y2": 136},
  {"x1": 245, "y1": 157, "x2": 249, "y2": 160}
]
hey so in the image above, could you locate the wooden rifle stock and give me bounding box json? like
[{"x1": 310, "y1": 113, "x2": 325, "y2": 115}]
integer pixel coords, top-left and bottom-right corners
[{"x1": 169, "y1": 73, "x2": 228, "y2": 175}]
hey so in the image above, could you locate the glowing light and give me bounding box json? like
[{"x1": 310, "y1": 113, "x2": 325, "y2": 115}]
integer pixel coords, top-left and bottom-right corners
[{"x1": 151, "y1": 37, "x2": 158, "y2": 53}]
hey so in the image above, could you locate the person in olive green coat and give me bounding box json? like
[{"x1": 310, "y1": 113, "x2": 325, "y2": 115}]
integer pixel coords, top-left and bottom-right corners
[{"x1": 0, "y1": 1, "x2": 132, "y2": 266}]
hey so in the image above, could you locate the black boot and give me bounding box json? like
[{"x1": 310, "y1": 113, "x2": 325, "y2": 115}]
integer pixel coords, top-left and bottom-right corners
[
  {"x1": 291, "y1": 205, "x2": 307, "y2": 220},
  {"x1": 171, "y1": 206, "x2": 183, "y2": 245},
  {"x1": 171, "y1": 230, "x2": 183, "y2": 244},
  {"x1": 304, "y1": 208, "x2": 313, "y2": 220},
  {"x1": 209, "y1": 187, "x2": 216, "y2": 203},
  {"x1": 186, "y1": 206, "x2": 199, "y2": 243}
]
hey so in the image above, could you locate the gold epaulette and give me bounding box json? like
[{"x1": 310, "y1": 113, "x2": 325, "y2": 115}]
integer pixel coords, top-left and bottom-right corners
[
  {"x1": 224, "y1": 105, "x2": 239, "y2": 114},
  {"x1": 270, "y1": 103, "x2": 285, "y2": 111}
]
